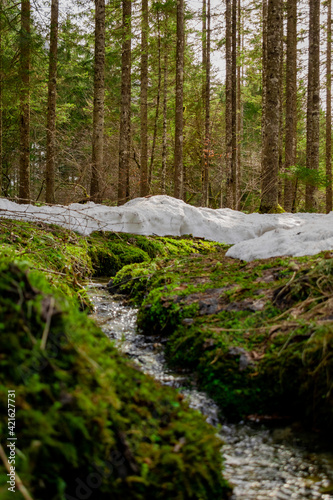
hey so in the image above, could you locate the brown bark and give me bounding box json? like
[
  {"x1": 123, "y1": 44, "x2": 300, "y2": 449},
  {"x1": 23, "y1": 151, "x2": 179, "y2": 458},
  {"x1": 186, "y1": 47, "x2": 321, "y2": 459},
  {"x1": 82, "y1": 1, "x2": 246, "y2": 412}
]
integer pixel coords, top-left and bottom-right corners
[
  {"x1": 90, "y1": 0, "x2": 105, "y2": 203},
  {"x1": 305, "y1": 0, "x2": 320, "y2": 211},
  {"x1": 161, "y1": 43, "x2": 168, "y2": 194},
  {"x1": 140, "y1": 0, "x2": 148, "y2": 196},
  {"x1": 45, "y1": 0, "x2": 59, "y2": 204},
  {"x1": 284, "y1": 0, "x2": 297, "y2": 212},
  {"x1": 261, "y1": 0, "x2": 267, "y2": 183},
  {"x1": 236, "y1": 0, "x2": 242, "y2": 210},
  {"x1": 231, "y1": 0, "x2": 237, "y2": 208},
  {"x1": 260, "y1": 0, "x2": 282, "y2": 213},
  {"x1": 174, "y1": 0, "x2": 184, "y2": 199},
  {"x1": 149, "y1": 9, "x2": 161, "y2": 186},
  {"x1": 118, "y1": 0, "x2": 131, "y2": 205},
  {"x1": 225, "y1": 0, "x2": 233, "y2": 207},
  {"x1": 202, "y1": 0, "x2": 210, "y2": 207},
  {"x1": 19, "y1": 0, "x2": 30, "y2": 203},
  {"x1": 201, "y1": 0, "x2": 207, "y2": 205},
  {"x1": 278, "y1": 13, "x2": 284, "y2": 205},
  {"x1": 326, "y1": 0, "x2": 332, "y2": 213},
  {"x1": 0, "y1": 4, "x2": 2, "y2": 197}
]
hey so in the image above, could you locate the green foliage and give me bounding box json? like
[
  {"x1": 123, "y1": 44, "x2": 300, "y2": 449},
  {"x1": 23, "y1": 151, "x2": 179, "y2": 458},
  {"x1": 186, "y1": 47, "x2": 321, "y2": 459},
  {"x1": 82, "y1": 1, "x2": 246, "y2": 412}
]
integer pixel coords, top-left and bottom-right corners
[{"x1": 281, "y1": 165, "x2": 329, "y2": 188}]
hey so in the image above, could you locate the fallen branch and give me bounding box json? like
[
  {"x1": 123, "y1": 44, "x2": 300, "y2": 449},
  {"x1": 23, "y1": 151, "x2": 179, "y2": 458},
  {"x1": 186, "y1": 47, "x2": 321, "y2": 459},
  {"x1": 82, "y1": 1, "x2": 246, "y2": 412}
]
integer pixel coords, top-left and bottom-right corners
[
  {"x1": 40, "y1": 297, "x2": 55, "y2": 351},
  {"x1": 0, "y1": 444, "x2": 34, "y2": 500}
]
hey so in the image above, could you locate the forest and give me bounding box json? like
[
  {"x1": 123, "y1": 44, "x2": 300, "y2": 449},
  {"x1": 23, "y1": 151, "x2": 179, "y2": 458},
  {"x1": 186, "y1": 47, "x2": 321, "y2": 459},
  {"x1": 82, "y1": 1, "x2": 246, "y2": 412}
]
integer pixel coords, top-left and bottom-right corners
[
  {"x1": 0, "y1": 0, "x2": 331, "y2": 213},
  {"x1": 1, "y1": 0, "x2": 333, "y2": 499}
]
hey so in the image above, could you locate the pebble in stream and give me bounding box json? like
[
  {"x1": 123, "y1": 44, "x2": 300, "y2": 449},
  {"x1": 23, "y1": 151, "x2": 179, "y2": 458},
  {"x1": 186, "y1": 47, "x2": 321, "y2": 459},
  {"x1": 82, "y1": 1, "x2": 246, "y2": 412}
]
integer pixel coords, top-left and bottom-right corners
[{"x1": 88, "y1": 284, "x2": 333, "y2": 500}]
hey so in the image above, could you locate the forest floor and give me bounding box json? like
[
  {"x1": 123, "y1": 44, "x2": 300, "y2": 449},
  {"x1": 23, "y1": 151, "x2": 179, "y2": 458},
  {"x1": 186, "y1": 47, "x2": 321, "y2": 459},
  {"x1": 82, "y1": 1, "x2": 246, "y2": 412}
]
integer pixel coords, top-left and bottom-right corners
[
  {"x1": 1, "y1": 217, "x2": 333, "y2": 499},
  {"x1": 112, "y1": 245, "x2": 333, "y2": 439}
]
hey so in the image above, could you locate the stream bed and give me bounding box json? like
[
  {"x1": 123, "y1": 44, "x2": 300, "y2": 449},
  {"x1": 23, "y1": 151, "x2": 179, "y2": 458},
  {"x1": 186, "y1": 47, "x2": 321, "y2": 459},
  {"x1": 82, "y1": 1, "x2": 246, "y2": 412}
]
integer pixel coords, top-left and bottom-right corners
[{"x1": 88, "y1": 282, "x2": 333, "y2": 500}]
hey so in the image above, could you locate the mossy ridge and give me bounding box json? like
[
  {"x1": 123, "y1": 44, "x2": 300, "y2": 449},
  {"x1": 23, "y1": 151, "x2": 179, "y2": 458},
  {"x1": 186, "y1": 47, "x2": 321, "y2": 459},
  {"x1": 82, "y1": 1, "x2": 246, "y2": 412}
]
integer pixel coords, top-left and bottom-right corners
[
  {"x1": 0, "y1": 219, "x2": 231, "y2": 499},
  {"x1": 88, "y1": 231, "x2": 226, "y2": 277},
  {"x1": 120, "y1": 249, "x2": 333, "y2": 433},
  {"x1": 0, "y1": 263, "x2": 230, "y2": 500},
  {"x1": 0, "y1": 219, "x2": 224, "y2": 303},
  {"x1": 0, "y1": 219, "x2": 92, "y2": 306}
]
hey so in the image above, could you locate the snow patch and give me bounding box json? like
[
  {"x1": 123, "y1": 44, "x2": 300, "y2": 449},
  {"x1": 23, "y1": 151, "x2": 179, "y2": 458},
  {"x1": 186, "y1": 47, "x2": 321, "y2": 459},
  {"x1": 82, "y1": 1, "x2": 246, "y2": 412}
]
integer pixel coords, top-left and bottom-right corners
[{"x1": 0, "y1": 195, "x2": 331, "y2": 261}]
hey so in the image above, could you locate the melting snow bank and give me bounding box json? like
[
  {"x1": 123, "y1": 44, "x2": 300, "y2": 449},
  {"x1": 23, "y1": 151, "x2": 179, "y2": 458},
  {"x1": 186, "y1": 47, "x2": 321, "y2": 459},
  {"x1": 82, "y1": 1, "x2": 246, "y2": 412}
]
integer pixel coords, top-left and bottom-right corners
[
  {"x1": 0, "y1": 195, "x2": 331, "y2": 261},
  {"x1": 226, "y1": 219, "x2": 333, "y2": 261}
]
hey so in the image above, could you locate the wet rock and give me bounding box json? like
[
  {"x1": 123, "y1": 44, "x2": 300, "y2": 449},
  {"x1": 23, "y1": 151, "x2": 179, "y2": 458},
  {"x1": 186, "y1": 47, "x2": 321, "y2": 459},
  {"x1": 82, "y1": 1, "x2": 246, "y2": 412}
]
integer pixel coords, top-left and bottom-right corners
[
  {"x1": 228, "y1": 346, "x2": 256, "y2": 371},
  {"x1": 225, "y1": 298, "x2": 266, "y2": 312},
  {"x1": 182, "y1": 318, "x2": 194, "y2": 325},
  {"x1": 107, "y1": 278, "x2": 118, "y2": 293},
  {"x1": 202, "y1": 338, "x2": 216, "y2": 350}
]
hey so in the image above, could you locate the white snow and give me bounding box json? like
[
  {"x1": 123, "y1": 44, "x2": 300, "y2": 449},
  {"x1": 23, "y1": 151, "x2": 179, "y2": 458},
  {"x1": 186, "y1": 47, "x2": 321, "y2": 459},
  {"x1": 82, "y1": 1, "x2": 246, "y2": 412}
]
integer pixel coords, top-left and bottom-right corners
[{"x1": 0, "y1": 195, "x2": 332, "y2": 261}]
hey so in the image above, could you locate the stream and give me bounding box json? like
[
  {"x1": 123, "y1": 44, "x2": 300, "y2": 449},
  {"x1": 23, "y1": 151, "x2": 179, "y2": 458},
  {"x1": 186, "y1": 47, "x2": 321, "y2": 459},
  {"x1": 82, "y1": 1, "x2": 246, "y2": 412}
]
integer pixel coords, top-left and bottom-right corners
[{"x1": 87, "y1": 281, "x2": 333, "y2": 500}]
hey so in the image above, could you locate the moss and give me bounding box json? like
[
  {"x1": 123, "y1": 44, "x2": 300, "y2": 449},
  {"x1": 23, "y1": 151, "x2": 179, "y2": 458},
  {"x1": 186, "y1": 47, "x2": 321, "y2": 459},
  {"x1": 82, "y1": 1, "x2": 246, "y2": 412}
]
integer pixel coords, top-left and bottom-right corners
[
  {"x1": 0, "y1": 220, "x2": 93, "y2": 307},
  {"x1": 87, "y1": 232, "x2": 225, "y2": 278},
  {"x1": 123, "y1": 249, "x2": 333, "y2": 434},
  {"x1": 259, "y1": 203, "x2": 285, "y2": 214},
  {"x1": 0, "y1": 220, "x2": 231, "y2": 499}
]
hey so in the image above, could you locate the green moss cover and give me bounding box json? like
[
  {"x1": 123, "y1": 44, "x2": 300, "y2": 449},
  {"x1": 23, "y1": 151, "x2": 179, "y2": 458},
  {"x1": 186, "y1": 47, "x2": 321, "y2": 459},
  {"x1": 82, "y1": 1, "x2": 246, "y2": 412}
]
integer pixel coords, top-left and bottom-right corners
[
  {"x1": 115, "y1": 250, "x2": 333, "y2": 436},
  {"x1": 0, "y1": 221, "x2": 230, "y2": 500}
]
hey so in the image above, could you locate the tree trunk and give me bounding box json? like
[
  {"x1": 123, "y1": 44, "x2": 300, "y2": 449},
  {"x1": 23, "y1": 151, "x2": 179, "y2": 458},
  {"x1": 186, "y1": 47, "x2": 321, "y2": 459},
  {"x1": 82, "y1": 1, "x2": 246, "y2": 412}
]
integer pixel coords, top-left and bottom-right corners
[
  {"x1": 118, "y1": 0, "x2": 131, "y2": 206},
  {"x1": 260, "y1": 0, "x2": 282, "y2": 213},
  {"x1": 19, "y1": 0, "x2": 30, "y2": 203},
  {"x1": 278, "y1": 14, "x2": 284, "y2": 205},
  {"x1": 231, "y1": 0, "x2": 237, "y2": 208},
  {"x1": 225, "y1": 0, "x2": 233, "y2": 207},
  {"x1": 305, "y1": 0, "x2": 320, "y2": 211},
  {"x1": 0, "y1": 4, "x2": 2, "y2": 197},
  {"x1": 202, "y1": 0, "x2": 210, "y2": 206},
  {"x1": 326, "y1": 0, "x2": 332, "y2": 213},
  {"x1": 90, "y1": 0, "x2": 105, "y2": 203},
  {"x1": 140, "y1": 0, "x2": 148, "y2": 196},
  {"x1": 284, "y1": 0, "x2": 297, "y2": 212},
  {"x1": 174, "y1": 0, "x2": 184, "y2": 199},
  {"x1": 45, "y1": 0, "x2": 59, "y2": 204},
  {"x1": 161, "y1": 43, "x2": 168, "y2": 194},
  {"x1": 201, "y1": 0, "x2": 207, "y2": 205},
  {"x1": 261, "y1": 0, "x2": 267, "y2": 191},
  {"x1": 149, "y1": 9, "x2": 161, "y2": 187},
  {"x1": 236, "y1": 0, "x2": 242, "y2": 210}
]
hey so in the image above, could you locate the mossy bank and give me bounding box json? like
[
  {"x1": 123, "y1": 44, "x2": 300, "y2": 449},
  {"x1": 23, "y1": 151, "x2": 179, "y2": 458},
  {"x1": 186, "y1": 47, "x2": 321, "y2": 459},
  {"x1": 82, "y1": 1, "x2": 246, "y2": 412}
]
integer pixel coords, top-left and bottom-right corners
[
  {"x1": 0, "y1": 220, "x2": 230, "y2": 500},
  {"x1": 112, "y1": 248, "x2": 333, "y2": 439}
]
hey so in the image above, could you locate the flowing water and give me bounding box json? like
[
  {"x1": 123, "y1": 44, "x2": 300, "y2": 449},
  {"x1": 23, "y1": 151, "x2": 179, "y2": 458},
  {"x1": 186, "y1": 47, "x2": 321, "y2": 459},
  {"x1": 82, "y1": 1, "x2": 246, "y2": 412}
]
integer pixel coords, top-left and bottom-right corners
[{"x1": 88, "y1": 282, "x2": 333, "y2": 500}]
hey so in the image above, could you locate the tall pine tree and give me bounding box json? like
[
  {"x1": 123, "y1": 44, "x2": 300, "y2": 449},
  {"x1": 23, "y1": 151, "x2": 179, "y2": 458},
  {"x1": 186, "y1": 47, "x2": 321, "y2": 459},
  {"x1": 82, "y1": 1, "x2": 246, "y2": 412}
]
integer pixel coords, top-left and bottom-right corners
[{"x1": 260, "y1": 0, "x2": 282, "y2": 213}]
